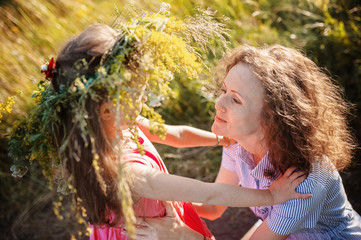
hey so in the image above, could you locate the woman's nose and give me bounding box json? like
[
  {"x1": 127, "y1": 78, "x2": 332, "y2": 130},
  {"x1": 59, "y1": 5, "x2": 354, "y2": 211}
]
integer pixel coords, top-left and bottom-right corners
[{"x1": 215, "y1": 95, "x2": 226, "y2": 112}]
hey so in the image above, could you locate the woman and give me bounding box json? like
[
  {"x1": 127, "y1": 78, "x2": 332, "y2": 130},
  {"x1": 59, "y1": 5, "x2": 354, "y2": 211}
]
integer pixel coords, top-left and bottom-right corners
[
  {"x1": 139, "y1": 44, "x2": 361, "y2": 239},
  {"x1": 42, "y1": 24, "x2": 310, "y2": 240}
]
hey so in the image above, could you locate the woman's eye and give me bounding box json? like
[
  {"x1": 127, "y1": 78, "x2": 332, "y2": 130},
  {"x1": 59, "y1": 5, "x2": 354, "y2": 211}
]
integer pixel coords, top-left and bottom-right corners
[
  {"x1": 220, "y1": 88, "x2": 226, "y2": 94},
  {"x1": 232, "y1": 98, "x2": 241, "y2": 104}
]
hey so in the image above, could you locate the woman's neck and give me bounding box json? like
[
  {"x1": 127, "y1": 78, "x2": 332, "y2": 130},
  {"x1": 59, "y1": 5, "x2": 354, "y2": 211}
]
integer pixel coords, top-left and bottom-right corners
[
  {"x1": 237, "y1": 136, "x2": 268, "y2": 166},
  {"x1": 252, "y1": 151, "x2": 267, "y2": 166}
]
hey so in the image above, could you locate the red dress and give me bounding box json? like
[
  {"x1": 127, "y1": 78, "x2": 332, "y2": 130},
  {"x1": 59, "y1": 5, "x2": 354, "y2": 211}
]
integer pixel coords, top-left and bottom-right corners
[{"x1": 90, "y1": 128, "x2": 213, "y2": 239}]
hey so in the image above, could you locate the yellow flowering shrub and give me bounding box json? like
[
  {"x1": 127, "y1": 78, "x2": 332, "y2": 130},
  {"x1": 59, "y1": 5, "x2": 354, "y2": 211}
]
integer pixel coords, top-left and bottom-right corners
[{"x1": 0, "y1": 95, "x2": 19, "y2": 123}]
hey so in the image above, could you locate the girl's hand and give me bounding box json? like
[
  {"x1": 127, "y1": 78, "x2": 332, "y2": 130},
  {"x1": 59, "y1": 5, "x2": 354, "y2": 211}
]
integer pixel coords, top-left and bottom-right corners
[
  {"x1": 269, "y1": 166, "x2": 312, "y2": 205},
  {"x1": 219, "y1": 136, "x2": 236, "y2": 148}
]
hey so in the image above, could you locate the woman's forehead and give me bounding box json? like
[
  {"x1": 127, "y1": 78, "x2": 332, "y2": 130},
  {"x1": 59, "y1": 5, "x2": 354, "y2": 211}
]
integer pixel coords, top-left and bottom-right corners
[{"x1": 224, "y1": 63, "x2": 264, "y2": 103}]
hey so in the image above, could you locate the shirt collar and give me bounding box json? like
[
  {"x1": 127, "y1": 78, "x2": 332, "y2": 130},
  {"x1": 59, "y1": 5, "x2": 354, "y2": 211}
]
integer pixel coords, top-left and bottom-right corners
[
  {"x1": 239, "y1": 146, "x2": 255, "y2": 168},
  {"x1": 239, "y1": 146, "x2": 280, "y2": 187}
]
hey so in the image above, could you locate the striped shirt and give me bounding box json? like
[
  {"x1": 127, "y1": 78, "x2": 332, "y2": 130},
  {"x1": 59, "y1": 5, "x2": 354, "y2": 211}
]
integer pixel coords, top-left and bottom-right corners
[{"x1": 222, "y1": 144, "x2": 361, "y2": 239}]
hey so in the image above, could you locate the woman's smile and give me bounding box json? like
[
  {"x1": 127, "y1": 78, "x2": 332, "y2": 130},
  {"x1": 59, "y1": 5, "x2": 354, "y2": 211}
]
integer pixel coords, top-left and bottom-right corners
[{"x1": 215, "y1": 115, "x2": 227, "y2": 123}]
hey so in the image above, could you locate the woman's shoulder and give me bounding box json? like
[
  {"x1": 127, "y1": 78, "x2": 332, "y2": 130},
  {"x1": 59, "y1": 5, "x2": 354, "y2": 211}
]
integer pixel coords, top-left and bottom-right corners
[
  {"x1": 310, "y1": 156, "x2": 341, "y2": 185},
  {"x1": 293, "y1": 157, "x2": 341, "y2": 197}
]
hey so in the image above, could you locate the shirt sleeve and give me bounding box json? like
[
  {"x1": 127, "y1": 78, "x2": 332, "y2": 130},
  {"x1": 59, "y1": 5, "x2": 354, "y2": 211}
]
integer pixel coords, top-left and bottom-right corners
[
  {"x1": 221, "y1": 144, "x2": 238, "y2": 172},
  {"x1": 267, "y1": 176, "x2": 326, "y2": 235}
]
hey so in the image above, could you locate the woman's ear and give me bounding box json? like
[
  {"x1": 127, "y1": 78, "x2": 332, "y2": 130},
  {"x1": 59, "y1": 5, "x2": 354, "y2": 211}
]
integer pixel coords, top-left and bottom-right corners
[{"x1": 100, "y1": 102, "x2": 114, "y2": 121}]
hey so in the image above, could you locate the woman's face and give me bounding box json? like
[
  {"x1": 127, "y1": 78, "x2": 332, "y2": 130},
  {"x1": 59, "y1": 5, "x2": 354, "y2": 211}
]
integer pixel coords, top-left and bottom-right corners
[{"x1": 212, "y1": 63, "x2": 265, "y2": 144}]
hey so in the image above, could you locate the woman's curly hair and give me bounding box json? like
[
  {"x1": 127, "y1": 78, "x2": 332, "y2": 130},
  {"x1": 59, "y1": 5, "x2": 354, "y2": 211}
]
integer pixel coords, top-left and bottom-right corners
[{"x1": 215, "y1": 44, "x2": 356, "y2": 177}]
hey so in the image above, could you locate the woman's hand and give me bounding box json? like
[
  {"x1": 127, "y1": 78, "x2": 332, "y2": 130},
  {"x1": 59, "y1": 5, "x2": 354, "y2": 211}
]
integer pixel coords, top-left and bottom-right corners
[
  {"x1": 269, "y1": 166, "x2": 312, "y2": 205},
  {"x1": 134, "y1": 202, "x2": 207, "y2": 240}
]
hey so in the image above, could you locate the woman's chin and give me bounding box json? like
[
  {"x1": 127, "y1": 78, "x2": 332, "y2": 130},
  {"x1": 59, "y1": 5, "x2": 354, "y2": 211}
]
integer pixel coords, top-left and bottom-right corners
[{"x1": 211, "y1": 123, "x2": 223, "y2": 136}]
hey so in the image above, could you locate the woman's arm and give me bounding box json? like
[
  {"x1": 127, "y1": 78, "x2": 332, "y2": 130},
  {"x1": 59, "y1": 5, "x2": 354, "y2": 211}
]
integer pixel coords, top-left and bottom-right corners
[
  {"x1": 248, "y1": 174, "x2": 320, "y2": 239},
  {"x1": 137, "y1": 116, "x2": 228, "y2": 148},
  {"x1": 248, "y1": 219, "x2": 289, "y2": 240},
  {"x1": 193, "y1": 166, "x2": 239, "y2": 220},
  {"x1": 125, "y1": 165, "x2": 311, "y2": 208},
  {"x1": 135, "y1": 202, "x2": 212, "y2": 240},
  {"x1": 241, "y1": 220, "x2": 262, "y2": 240}
]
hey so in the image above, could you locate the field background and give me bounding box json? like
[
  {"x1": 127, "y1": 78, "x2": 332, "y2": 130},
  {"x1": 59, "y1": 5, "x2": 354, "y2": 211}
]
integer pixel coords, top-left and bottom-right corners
[{"x1": 0, "y1": 0, "x2": 360, "y2": 239}]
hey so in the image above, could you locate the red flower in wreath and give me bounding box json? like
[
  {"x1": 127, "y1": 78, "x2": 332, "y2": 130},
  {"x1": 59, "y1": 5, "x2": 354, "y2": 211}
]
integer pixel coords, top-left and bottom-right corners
[{"x1": 41, "y1": 57, "x2": 56, "y2": 80}]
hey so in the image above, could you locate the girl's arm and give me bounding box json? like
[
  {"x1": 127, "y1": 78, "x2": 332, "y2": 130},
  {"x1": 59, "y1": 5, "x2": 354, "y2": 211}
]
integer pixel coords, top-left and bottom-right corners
[
  {"x1": 137, "y1": 116, "x2": 228, "y2": 148},
  {"x1": 192, "y1": 166, "x2": 239, "y2": 220},
  {"x1": 125, "y1": 165, "x2": 311, "y2": 208}
]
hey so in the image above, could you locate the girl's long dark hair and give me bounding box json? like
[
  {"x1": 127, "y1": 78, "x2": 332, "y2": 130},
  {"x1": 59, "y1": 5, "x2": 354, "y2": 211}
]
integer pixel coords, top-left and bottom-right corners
[{"x1": 52, "y1": 24, "x2": 123, "y2": 226}]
